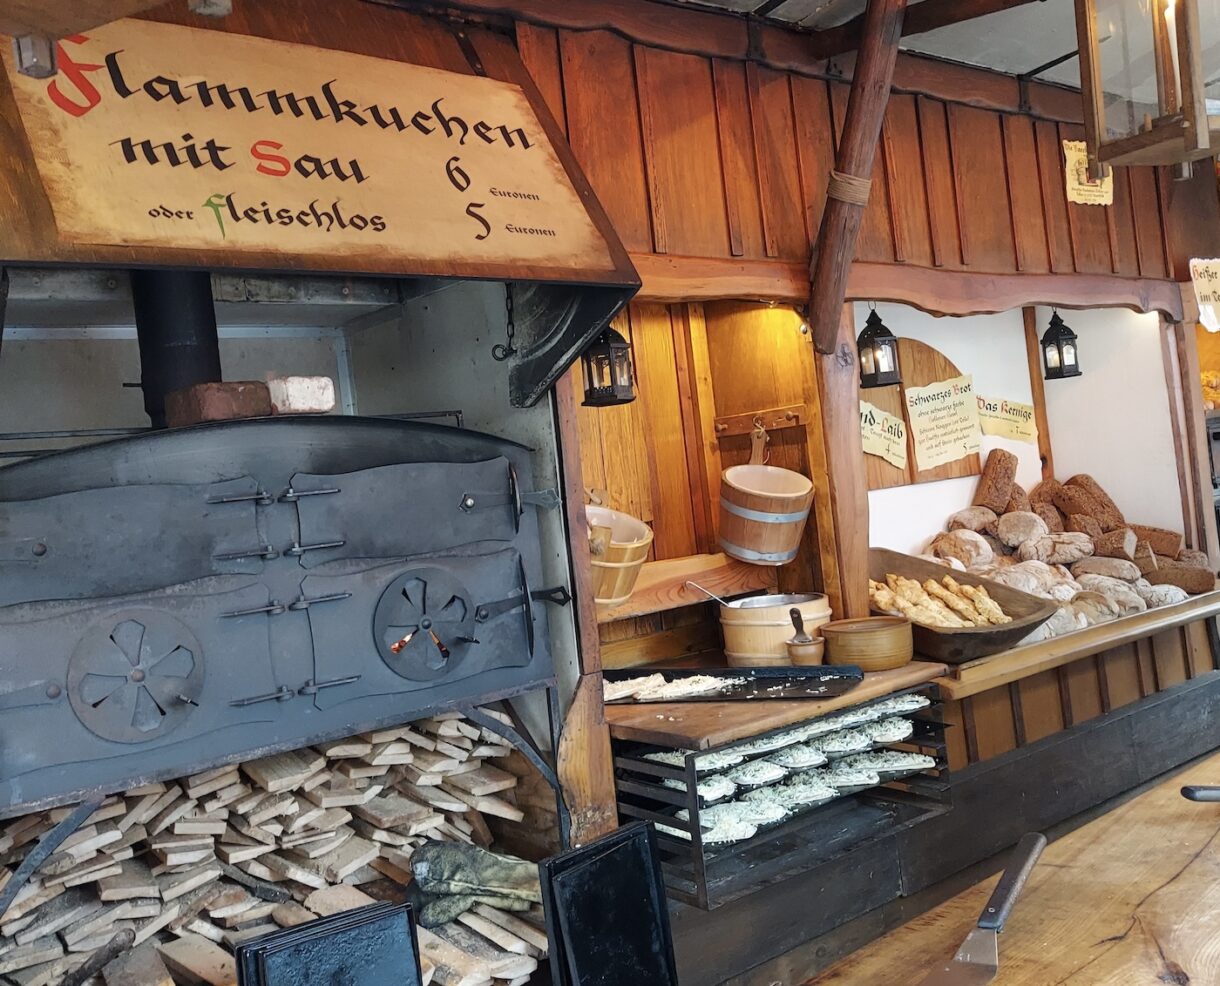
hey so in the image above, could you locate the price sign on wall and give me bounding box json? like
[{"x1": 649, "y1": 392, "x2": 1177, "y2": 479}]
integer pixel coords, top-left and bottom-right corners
[
  {"x1": 1, "y1": 20, "x2": 611, "y2": 272},
  {"x1": 904, "y1": 374, "x2": 982, "y2": 472},
  {"x1": 860, "y1": 400, "x2": 908, "y2": 470}
]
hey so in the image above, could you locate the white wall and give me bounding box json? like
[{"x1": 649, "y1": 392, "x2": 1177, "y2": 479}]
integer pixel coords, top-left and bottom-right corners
[
  {"x1": 1037, "y1": 306, "x2": 1182, "y2": 532},
  {"x1": 864, "y1": 304, "x2": 1042, "y2": 555},
  {"x1": 864, "y1": 302, "x2": 1184, "y2": 555}
]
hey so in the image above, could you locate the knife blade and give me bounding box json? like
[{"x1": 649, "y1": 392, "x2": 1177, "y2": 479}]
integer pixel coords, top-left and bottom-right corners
[{"x1": 917, "y1": 832, "x2": 1047, "y2": 986}]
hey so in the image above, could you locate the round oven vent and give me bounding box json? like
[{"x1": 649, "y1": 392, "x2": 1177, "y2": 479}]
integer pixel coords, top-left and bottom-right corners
[
  {"x1": 67, "y1": 611, "x2": 204, "y2": 744},
  {"x1": 373, "y1": 568, "x2": 475, "y2": 681}
]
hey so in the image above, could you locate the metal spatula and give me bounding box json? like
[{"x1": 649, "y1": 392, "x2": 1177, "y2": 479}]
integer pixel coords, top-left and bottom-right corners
[{"x1": 917, "y1": 833, "x2": 1047, "y2": 986}]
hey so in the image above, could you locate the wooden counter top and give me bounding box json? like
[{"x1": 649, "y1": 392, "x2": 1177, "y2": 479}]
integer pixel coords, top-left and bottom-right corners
[
  {"x1": 808, "y1": 750, "x2": 1220, "y2": 984},
  {"x1": 604, "y1": 661, "x2": 946, "y2": 749},
  {"x1": 934, "y1": 586, "x2": 1220, "y2": 699}
]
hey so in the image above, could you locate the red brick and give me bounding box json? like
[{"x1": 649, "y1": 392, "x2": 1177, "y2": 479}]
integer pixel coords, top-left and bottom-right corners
[{"x1": 165, "y1": 382, "x2": 272, "y2": 428}]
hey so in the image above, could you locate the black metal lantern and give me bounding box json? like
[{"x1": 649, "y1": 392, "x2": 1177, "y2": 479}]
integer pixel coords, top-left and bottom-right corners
[
  {"x1": 1041, "y1": 311, "x2": 1082, "y2": 379},
  {"x1": 856, "y1": 308, "x2": 902, "y2": 388},
  {"x1": 581, "y1": 327, "x2": 636, "y2": 407}
]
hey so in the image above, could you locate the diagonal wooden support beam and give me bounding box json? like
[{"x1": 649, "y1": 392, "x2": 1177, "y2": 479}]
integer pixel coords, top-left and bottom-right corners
[{"x1": 808, "y1": 0, "x2": 906, "y2": 356}]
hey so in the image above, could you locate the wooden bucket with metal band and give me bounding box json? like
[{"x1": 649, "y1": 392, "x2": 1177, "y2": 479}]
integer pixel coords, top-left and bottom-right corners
[
  {"x1": 587, "y1": 505, "x2": 653, "y2": 607},
  {"x1": 719, "y1": 592, "x2": 831, "y2": 667},
  {"x1": 717, "y1": 464, "x2": 814, "y2": 566}
]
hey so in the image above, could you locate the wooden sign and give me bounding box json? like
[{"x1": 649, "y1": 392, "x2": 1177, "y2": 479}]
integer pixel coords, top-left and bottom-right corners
[
  {"x1": 904, "y1": 373, "x2": 982, "y2": 472},
  {"x1": 976, "y1": 395, "x2": 1038, "y2": 444},
  {"x1": 860, "y1": 400, "x2": 908, "y2": 470},
  {"x1": 1062, "y1": 139, "x2": 1113, "y2": 206},
  {"x1": 0, "y1": 19, "x2": 612, "y2": 271}
]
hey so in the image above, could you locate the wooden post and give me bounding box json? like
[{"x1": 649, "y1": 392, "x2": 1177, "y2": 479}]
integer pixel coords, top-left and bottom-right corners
[
  {"x1": 808, "y1": 0, "x2": 907, "y2": 356},
  {"x1": 815, "y1": 305, "x2": 870, "y2": 618},
  {"x1": 1022, "y1": 307, "x2": 1055, "y2": 481}
]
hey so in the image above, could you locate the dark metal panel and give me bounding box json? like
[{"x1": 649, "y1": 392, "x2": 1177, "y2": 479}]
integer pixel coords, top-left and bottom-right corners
[
  {"x1": 0, "y1": 477, "x2": 263, "y2": 605},
  {"x1": 291, "y1": 457, "x2": 519, "y2": 566}
]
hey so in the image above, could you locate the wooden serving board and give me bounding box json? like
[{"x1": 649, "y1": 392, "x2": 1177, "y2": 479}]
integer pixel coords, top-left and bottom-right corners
[
  {"x1": 870, "y1": 548, "x2": 1057, "y2": 664},
  {"x1": 603, "y1": 662, "x2": 947, "y2": 749}
]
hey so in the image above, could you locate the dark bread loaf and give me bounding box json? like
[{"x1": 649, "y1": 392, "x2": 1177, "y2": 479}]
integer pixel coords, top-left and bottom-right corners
[
  {"x1": 973, "y1": 449, "x2": 1018, "y2": 514},
  {"x1": 1093, "y1": 528, "x2": 1137, "y2": 561}
]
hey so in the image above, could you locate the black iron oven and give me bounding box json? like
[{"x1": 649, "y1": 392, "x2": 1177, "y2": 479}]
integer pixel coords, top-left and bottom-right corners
[{"x1": 0, "y1": 414, "x2": 566, "y2": 817}]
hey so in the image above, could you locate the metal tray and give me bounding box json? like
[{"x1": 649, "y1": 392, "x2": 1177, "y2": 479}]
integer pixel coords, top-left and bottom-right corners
[
  {"x1": 869, "y1": 548, "x2": 1057, "y2": 664},
  {"x1": 603, "y1": 666, "x2": 865, "y2": 704}
]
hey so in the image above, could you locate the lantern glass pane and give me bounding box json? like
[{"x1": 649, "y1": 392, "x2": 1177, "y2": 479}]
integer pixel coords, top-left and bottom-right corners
[
  {"x1": 1202, "y1": 1, "x2": 1220, "y2": 111},
  {"x1": 1045, "y1": 343, "x2": 1062, "y2": 370},
  {"x1": 1062, "y1": 342, "x2": 1077, "y2": 367},
  {"x1": 860, "y1": 343, "x2": 876, "y2": 376},
  {"x1": 613, "y1": 351, "x2": 632, "y2": 389},
  {"x1": 1094, "y1": 0, "x2": 1164, "y2": 140},
  {"x1": 592, "y1": 353, "x2": 613, "y2": 389},
  {"x1": 877, "y1": 341, "x2": 896, "y2": 374}
]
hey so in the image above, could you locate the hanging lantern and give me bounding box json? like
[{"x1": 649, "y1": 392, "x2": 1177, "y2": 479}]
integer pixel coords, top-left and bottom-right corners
[
  {"x1": 581, "y1": 327, "x2": 636, "y2": 407},
  {"x1": 1074, "y1": 0, "x2": 1219, "y2": 174},
  {"x1": 857, "y1": 308, "x2": 902, "y2": 389},
  {"x1": 1041, "y1": 312, "x2": 1083, "y2": 379}
]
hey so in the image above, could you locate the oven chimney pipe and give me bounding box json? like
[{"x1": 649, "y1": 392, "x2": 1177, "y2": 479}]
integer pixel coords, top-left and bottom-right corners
[{"x1": 131, "y1": 270, "x2": 222, "y2": 428}]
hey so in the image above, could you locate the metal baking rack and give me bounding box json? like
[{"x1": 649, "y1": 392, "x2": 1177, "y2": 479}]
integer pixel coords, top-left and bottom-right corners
[{"x1": 612, "y1": 683, "x2": 952, "y2": 909}]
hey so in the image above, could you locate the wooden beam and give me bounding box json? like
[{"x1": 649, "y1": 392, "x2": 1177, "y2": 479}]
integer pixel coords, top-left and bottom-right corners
[
  {"x1": 399, "y1": 0, "x2": 1085, "y2": 123},
  {"x1": 811, "y1": 0, "x2": 1041, "y2": 59},
  {"x1": 556, "y1": 673, "x2": 618, "y2": 845},
  {"x1": 808, "y1": 0, "x2": 906, "y2": 355},
  {"x1": 1173, "y1": 319, "x2": 1220, "y2": 565},
  {"x1": 632, "y1": 253, "x2": 1184, "y2": 319},
  {"x1": 553, "y1": 372, "x2": 604, "y2": 675},
  {"x1": 1022, "y1": 307, "x2": 1055, "y2": 481},
  {"x1": 846, "y1": 262, "x2": 1184, "y2": 320},
  {"x1": 936, "y1": 590, "x2": 1220, "y2": 699},
  {"x1": 0, "y1": 0, "x2": 172, "y2": 38},
  {"x1": 815, "y1": 305, "x2": 871, "y2": 618}
]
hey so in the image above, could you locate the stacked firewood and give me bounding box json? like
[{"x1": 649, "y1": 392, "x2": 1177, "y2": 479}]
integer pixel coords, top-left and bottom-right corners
[{"x1": 0, "y1": 711, "x2": 550, "y2": 986}]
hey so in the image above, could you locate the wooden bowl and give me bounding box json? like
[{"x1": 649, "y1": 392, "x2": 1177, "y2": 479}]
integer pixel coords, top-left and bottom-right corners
[
  {"x1": 820, "y1": 616, "x2": 913, "y2": 672},
  {"x1": 786, "y1": 637, "x2": 825, "y2": 666},
  {"x1": 869, "y1": 548, "x2": 1058, "y2": 664}
]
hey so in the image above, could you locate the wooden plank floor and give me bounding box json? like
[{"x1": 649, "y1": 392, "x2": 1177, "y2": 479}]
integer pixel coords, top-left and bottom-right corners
[{"x1": 808, "y1": 751, "x2": 1220, "y2": 984}]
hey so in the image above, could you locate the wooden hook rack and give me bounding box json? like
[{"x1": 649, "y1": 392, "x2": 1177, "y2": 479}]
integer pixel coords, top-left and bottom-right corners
[{"x1": 712, "y1": 403, "x2": 807, "y2": 439}]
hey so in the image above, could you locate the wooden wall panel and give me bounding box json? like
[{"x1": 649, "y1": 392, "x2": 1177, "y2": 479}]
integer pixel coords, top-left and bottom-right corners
[
  {"x1": 1102, "y1": 645, "x2": 1144, "y2": 709},
  {"x1": 915, "y1": 97, "x2": 963, "y2": 270},
  {"x1": 1016, "y1": 670, "x2": 1066, "y2": 743},
  {"x1": 791, "y1": 76, "x2": 837, "y2": 251},
  {"x1": 1129, "y1": 166, "x2": 1171, "y2": 280},
  {"x1": 883, "y1": 95, "x2": 935, "y2": 269},
  {"x1": 965, "y1": 688, "x2": 1018, "y2": 762},
  {"x1": 1033, "y1": 120, "x2": 1076, "y2": 275},
  {"x1": 711, "y1": 60, "x2": 767, "y2": 259},
  {"x1": 830, "y1": 84, "x2": 896, "y2": 265},
  {"x1": 1059, "y1": 123, "x2": 1114, "y2": 274},
  {"x1": 631, "y1": 303, "x2": 700, "y2": 559},
  {"x1": 1063, "y1": 658, "x2": 1104, "y2": 724},
  {"x1": 559, "y1": 30, "x2": 654, "y2": 253},
  {"x1": 635, "y1": 47, "x2": 731, "y2": 257},
  {"x1": 535, "y1": 19, "x2": 1179, "y2": 282},
  {"x1": 514, "y1": 23, "x2": 567, "y2": 130},
  {"x1": 948, "y1": 104, "x2": 1017, "y2": 272},
  {"x1": 746, "y1": 64, "x2": 809, "y2": 260},
  {"x1": 1001, "y1": 115, "x2": 1050, "y2": 274},
  {"x1": 1107, "y1": 169, "x2": 1141, "y2": 278}
]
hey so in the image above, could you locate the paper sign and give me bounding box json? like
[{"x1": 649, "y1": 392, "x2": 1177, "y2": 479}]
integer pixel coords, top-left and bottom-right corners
[
  {"x1": 977, "y1": 395, "x2": 1038, "y2": 444},
  {"x1": 905, "y1": 374, "x2": 982, "y2": 472},
  {"x1": 0, "y1": 20, "x2": 612, "y2": 273},
  {"x1": 1063, "y1": 140, "x2": 1113, "y2": 206},
  {"x1": 860, "y1": 401, "x2": 908, "y2": 470},
  {"x1": 1190, "y1": 259, "x2": 1220, "y2": 333}
]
